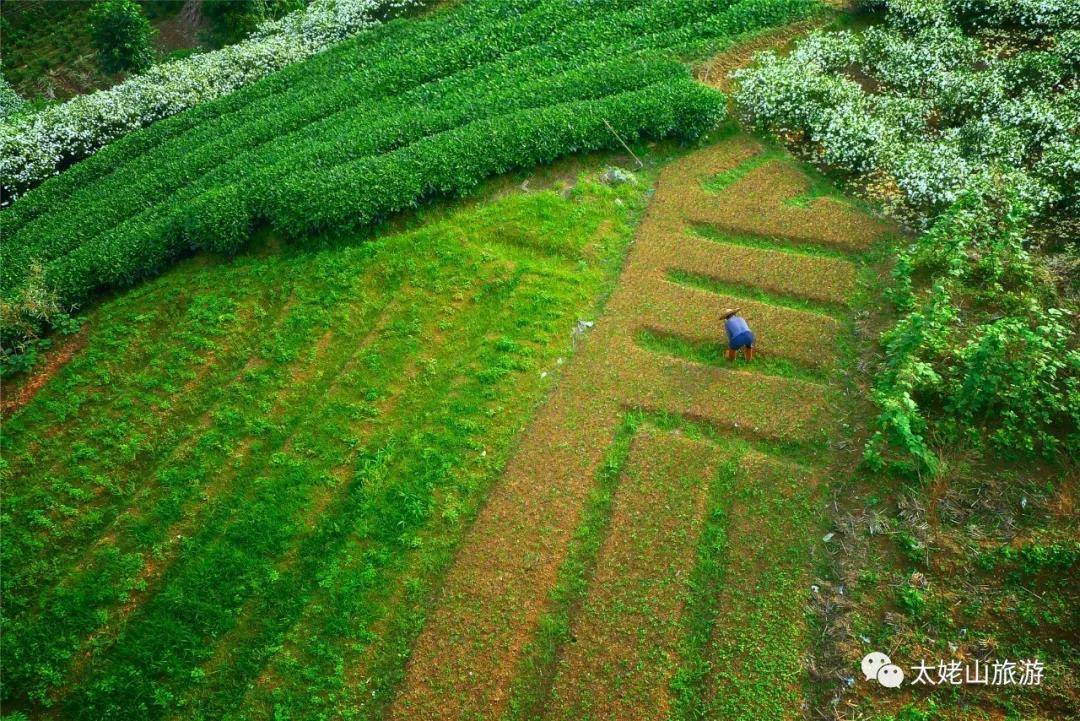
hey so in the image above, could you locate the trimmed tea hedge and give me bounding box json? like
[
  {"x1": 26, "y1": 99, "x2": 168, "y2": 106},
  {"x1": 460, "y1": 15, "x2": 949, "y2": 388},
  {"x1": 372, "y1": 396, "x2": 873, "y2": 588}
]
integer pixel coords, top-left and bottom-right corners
[
  {"x1": 1, "y1": 0, "x2": 821, "y2": 346},
  {"x1": 0, "y1": 0, "x2": 421, "y2": 195},
  {"x1": 45, "y1": 76, "x2": 724, "y2": 308}
]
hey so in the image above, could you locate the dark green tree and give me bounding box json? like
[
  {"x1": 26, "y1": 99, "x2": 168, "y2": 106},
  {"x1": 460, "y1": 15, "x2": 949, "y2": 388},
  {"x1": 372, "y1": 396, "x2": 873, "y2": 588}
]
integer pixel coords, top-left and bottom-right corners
[
  {"x1": 202, "y1": 0, "x2": 305, "y2": 45},
  {"x1": 88, "y1": 0, "x2": 155, "y2": 74}
]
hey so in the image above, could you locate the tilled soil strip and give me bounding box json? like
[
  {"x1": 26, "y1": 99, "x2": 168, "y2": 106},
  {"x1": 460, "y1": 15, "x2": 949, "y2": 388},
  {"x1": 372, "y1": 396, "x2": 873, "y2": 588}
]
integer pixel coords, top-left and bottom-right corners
[
  {"x1": 701, "y1": 451, "x2": 821, "y2": 720},
  {"x1": 542, "y1": 428, "x2": 720, "y2": 721},
  {"x1": 657, "y1": 229, "x2": 857, "y2": 307},
  {"x1": 389, "y1": 135, "x2": 892, "y2": 720},
  {"x1": 681, "y1": 160, "x2": 889, "y2": 252}
]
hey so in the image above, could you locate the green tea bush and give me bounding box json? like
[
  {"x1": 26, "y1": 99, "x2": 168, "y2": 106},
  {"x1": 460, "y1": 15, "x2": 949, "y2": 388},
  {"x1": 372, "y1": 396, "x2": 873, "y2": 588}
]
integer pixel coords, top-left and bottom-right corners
[
  {"x1": 181, "y1": 185, "x2": 250, "y2": 255},
  {"x1": 0, "y1": 0, "x2": 422, "y2": 193},
  {"x1": 1, "y1": 0, "x2": 820, "y2": 350},
  {"x1": 88, "y1": 0, "x2": 155, "y2": 73}
]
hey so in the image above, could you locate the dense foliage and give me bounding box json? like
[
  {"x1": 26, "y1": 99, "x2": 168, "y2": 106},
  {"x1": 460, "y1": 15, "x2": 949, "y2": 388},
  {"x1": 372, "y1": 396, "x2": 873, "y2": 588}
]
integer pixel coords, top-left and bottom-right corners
[
  {"x1": 734, "y1": 3, "x2": 1078, "y2": 220},
  {"x1": 88, "y1": 0, "x2": 156, "y2": 74},
  {"x1": 202, "y1": 0, "x2": 307, "y2": 44},
  {"x1": 735, "y1": 0, "x2": 1079, "y2": 471},
  {"x1": 0, "y1": 77, "x2": 25, "y2": 120},
  {"x1": 0, "y1": 0, "x2": 421, "y2": 196},
  {"x1": 0, "y1": 0, "x2": 820, "y2": 352},
  {"x1": 869, "y1": 188, "x2": 1078, "y2": 470}
]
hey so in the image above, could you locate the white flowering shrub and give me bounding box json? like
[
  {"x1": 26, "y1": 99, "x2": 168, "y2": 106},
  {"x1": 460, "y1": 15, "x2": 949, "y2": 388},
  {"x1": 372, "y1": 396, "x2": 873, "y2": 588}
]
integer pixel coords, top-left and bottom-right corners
[
  {"x1": 785, "y1": 29, "x2": 863, "y2": 71},
  {"x1": 0, "y1": 0, "x2": 418, "y2": 196},
  {"x1": 1055, "y1": 30, "x2": 1080, "y2": 73},
  {"x1": 860, "y1": 24, "x2": 979, "y2": 94},
  {"x1": 732, "y1": 56, "x2": 888, "y2": 172},
  {"x1": 885, "y1": 136, "x2": 978, "y2": 210},
  {"x1": 0, "y1": 77, "x2": 25, "y2": 121},
  {"x1": 735, "y1": 8, "x2": 1077, "y2": 217},
  {"x1": 735, "y1": 0, "x2": 1079, "y2": 469},
  {"x1": 885, "y1": 0, "x2": 951, "y2": 31},
  {"x1": 1037, "y1": 136, "x2": 1080, "y2": 204},
  {"x1": 948, "y1": 0, "x2": 1080, "y2": 31}
]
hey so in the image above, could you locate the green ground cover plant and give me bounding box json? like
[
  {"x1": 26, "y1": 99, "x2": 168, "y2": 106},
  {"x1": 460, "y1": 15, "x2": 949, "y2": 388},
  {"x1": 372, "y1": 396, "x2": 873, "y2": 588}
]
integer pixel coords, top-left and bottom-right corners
[
  {"x1": 0, "y1": 0, "x2": 823, "y2": 356},
  {"x1": 0, "y1": 175, "x2": 648, "y2": 719}
]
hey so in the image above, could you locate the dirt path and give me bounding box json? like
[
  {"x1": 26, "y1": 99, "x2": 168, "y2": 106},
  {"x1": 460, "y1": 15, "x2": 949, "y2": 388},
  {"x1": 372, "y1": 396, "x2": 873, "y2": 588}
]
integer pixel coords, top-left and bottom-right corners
[{"x1": 387, "y1": 131, "x2": 892, "y2": 720}]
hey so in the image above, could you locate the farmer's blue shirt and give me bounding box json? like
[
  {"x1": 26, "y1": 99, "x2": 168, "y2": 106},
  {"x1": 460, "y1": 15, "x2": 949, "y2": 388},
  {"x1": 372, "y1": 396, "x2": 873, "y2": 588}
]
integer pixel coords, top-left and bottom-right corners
[{"x1": 725, "y1": 315, "x2": 750, "y2": 339}]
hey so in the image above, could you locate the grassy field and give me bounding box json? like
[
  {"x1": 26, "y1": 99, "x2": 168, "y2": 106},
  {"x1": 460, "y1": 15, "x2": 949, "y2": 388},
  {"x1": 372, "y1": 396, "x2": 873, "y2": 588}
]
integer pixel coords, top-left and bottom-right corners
[{"x1": 0, "y1": 168, "x2": 652, "y2": 719}]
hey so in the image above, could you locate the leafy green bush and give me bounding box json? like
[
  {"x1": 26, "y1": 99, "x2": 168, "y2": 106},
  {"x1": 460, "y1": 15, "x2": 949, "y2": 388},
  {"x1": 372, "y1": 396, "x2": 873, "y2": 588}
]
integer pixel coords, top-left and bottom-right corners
[
  {"x1": 0, "y1": 261, "x2": 62, "y2": 354},
  {"x1": 897, "y1": 584, "x2": 927, "y2": 616},
  {"x1": 88, "y1": 0, "x2": 155, "y2": 73},
  {"x1": 944, "y1": 311, "x2": 1079, "y2": 454},
  {"x1": 867, "y1": 187, "x2": 1078, "y2": 472},
  {"x1": 0, "y1": 75, "x2": 25, "y2": 120},
  {"x1": 976, "y1": 542, "x2": 1080, "y2": 594}
]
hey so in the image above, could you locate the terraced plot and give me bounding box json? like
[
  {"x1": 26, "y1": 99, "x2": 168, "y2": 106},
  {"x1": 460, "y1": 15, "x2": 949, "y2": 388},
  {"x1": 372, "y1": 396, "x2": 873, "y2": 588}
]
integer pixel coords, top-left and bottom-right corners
[{"x1": 390, "y1": 132, "x2": 893, "y2": 720}]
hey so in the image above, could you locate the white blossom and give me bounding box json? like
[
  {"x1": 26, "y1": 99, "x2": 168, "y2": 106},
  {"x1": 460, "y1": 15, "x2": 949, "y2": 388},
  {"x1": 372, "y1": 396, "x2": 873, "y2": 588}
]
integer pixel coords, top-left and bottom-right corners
[{"x1": 1, "y1": 0, "x2": 418, "y2": 195}]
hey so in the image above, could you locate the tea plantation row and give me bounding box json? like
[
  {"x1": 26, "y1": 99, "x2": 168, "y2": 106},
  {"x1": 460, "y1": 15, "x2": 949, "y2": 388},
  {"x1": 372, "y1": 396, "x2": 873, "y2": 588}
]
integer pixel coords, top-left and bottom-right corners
[{"x1": 0, "y1": 0, "x2": 820, "y2": 346}]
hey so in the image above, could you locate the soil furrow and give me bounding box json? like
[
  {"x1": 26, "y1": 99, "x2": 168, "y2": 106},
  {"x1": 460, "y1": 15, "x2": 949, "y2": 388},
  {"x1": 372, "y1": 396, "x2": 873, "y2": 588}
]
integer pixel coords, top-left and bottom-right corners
[
  {"x1": 387, "y1": 364, "x2": 624, "y2": 720},
  {"x1": 543, "y1": 428, "x2": 718, "y2": 721},
  {"x1": 661, "y1": 230, "x2": 857, "y2": 306},
  {"x1": 683, "y1": 161, "x2": 890, "y2": 252}
]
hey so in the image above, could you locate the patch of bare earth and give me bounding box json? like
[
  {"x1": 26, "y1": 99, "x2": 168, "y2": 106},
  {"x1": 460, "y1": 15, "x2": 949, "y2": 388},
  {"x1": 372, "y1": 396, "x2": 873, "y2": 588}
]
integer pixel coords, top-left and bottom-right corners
[
  {"x1": 153, "y1": 0, "x2": 206, "y2": 53},
  {"x1": 2, "y1": 327, "x2": 87, "y2": 418}
]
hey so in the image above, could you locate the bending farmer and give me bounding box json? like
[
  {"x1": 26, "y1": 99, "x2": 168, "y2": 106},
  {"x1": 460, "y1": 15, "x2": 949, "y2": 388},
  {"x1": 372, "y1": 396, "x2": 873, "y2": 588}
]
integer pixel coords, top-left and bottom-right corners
[{"x1": 722, "y1": 308, "x2": 754, "y2": 361}]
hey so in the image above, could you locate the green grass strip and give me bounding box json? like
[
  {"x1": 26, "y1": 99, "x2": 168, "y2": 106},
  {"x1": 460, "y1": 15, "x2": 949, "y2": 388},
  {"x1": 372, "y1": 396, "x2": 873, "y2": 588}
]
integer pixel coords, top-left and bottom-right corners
[
  {"x1": 667, "y1": 268, "x2": 847, "y2": 318},
  {"x1": 689, "y1": 223, "x2": 858, "y2": 261},
  {"x1": 631, "y1": 407, "x2": 823, "y2": 469}
]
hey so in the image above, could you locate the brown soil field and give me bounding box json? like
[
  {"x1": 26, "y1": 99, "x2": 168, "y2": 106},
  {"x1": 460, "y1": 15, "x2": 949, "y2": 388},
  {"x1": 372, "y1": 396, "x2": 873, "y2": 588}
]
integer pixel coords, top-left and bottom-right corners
[{"x1": 543, "y1": 429, "x2": 717, "y2": 721}]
